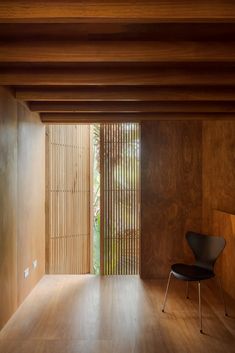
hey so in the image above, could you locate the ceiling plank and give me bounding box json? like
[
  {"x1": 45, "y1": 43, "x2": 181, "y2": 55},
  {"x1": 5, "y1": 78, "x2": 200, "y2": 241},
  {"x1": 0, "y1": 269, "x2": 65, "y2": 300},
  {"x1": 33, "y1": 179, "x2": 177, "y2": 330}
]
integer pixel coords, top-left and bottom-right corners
[
  {"x1": 15, "y1": 86, "x2": 235, "y2": 101},
  {"x1": 29, "y1": 101, "x2": 235, "y2": 113},
  {"x1": 40, "y1": 112, "x2": 235, "y2": 123},
  {"x1": 2, "y1": 41, "x2": 235, "y2": 63},
  {"x1": 3, "y1": 67, "x2": 235, "y2": 86},
  {"x1": 1, "y1": 1, "x2": 235, "y2": 23}
]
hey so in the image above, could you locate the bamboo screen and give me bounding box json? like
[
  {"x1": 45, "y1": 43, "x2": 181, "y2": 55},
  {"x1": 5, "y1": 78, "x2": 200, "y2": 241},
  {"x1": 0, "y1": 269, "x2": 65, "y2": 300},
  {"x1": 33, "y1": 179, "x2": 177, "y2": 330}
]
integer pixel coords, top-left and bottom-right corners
[
  {"x1": 46, "y1": 125, "x2": 91, "y2": 274},
  {"x1": 100, "y1": 123, "x2": 140, "y2": 275}
]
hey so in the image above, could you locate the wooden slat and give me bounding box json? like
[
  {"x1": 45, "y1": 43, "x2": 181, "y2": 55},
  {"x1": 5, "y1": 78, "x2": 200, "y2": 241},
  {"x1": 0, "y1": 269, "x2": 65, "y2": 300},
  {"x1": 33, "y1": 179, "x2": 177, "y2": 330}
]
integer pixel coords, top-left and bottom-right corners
[
  {"x1": 1, "y1": 1, "x2": 235, "y2": 23},
  {"x1": 100, "y1": 123, "x2": 140, "y2": 275},
  {"x1": 30, "y1": 101, "x2": 235, "y2": 113},
  {"x1": 100, "y1": 125, "x2": 104, "y2": 275},
  {"x1": 40, "y1": 112, "x2": 235, "y2": 123},
  {"x1": 2, "y1": 41, "x2": 235, "y2": 63},
  {"x1": 3, "y1": 67, "x2": 235, "y2": 86},
  {"x1": 46, "y1": 125, "x2": 91, "y2": 274},
  {"x1": 15, "y1": 86, "x2": 235, "y2": 101}
]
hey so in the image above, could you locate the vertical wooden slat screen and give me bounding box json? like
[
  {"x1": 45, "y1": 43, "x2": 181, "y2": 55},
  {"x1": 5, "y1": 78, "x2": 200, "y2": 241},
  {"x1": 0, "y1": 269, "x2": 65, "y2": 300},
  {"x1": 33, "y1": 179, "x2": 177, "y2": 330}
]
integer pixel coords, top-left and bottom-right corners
[
  {"x1": 100, "y1": 123, "x2": 140, "y2": 275},
  {"x1": 46, "y1": 125, "x2": 91, "y2": 274}
]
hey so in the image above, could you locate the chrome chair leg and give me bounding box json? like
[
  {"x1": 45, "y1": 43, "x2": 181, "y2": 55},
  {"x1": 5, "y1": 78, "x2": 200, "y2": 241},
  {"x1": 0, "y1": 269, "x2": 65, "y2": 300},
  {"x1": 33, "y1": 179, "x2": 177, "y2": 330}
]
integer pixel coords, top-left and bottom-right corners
[
  {"x1": 186, "y1": 281, "x2": 189, "y2": 299},
  {"x1": 198, "y1": 281, "x2": 203, "y2": 333},
  {"x1": 162, "y1": 271, "x2": 172, "y2": 313},
  {"x1": 215, "y1": 277, "x2": 228, "y2": 316}
]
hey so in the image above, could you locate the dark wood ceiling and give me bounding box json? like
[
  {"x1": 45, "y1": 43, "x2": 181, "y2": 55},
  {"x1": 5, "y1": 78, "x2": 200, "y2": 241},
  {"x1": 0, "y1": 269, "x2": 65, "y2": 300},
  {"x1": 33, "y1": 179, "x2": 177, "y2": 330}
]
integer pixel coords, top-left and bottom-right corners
[{"x1": 1, "y1": 1, "x2": 235, "y2": 123}]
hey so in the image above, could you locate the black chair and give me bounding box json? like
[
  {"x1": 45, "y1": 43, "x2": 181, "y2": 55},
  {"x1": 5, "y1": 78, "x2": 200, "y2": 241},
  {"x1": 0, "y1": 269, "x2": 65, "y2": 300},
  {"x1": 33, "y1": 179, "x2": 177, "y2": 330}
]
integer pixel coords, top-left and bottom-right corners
[{"x1": 162, "y1": 231, "x2": 227, "y2": 333}]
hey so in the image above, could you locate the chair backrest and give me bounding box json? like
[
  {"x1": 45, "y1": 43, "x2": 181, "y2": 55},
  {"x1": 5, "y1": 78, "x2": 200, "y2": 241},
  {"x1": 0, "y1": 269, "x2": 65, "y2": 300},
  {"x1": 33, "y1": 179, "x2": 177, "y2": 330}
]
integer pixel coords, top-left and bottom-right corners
[{"x1": 186, "y1": 231, "x2": 226, "y2": 271}]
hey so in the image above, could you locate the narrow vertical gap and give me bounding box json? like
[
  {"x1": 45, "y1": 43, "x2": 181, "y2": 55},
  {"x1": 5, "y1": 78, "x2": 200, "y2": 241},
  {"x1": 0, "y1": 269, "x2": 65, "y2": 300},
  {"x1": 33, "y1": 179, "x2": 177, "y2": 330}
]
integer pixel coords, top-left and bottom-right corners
[{"x1": 93, "y1": 124, "x2": 101, "y2": 275}]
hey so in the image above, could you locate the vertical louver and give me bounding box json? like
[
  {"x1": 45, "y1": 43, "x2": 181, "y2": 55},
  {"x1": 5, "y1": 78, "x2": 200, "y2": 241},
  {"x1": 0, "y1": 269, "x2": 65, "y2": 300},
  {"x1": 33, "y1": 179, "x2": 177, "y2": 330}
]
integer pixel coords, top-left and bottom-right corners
[
  {"x1": 46, "y1": 125, "x2": 91, "y2": 274},
  {"x1": 100, "y1": 123, "x2": 140, "y2": 275}
]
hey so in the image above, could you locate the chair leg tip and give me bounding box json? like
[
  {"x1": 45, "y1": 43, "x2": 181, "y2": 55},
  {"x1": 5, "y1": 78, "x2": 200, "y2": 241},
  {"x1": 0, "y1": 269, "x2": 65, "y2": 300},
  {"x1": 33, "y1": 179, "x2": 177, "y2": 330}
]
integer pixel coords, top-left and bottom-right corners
[
  {"x1": 162, "y1": 309, "x2": 165, "y2": 313},
  {"x1": 200, "y1": 329, "x2": 203, "y2": 334},
  {"x1": 186, "y1": 296, "x2": 189, "y2": 299},
  {"x1": 225, "y1": 313, "x2": 228, "y2": 317}
]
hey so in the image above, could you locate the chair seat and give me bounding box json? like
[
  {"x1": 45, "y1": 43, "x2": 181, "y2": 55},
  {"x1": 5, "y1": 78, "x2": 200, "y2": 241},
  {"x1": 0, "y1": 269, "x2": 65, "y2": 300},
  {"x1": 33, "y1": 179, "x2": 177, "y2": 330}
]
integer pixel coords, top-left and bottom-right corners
[{"x1": 171, "y1": 263, "x2": 214, "y2": 281}]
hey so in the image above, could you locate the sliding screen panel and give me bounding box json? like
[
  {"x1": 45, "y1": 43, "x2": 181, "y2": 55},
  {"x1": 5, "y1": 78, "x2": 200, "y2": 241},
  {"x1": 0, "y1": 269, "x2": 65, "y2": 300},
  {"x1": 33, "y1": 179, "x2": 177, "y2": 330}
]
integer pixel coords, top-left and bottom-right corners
[
  {"x1": 46, "y1": 125, "x2": 91, "y2": 274},
  {"x1": 100, "y1": 123, "x2": 140, "y2": 275}
]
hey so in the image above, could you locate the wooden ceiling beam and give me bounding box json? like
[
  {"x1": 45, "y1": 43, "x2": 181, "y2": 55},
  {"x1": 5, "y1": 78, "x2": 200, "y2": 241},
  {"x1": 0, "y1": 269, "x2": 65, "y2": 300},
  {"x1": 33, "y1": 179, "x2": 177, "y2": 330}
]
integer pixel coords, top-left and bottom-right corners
[
  {"x1": 2, "y1": 23, "x2": 235, "y2": 42},
  {"x1": 2, "y1": 67, "x2": 235, "y2": 86},
  {"x1": 29, "y1": 101, "x2": 235, "y2": 113},
  {"x1": 15, "y1": 86, "x2": 235, "y2": 101},
  {"x1": 1, "y1": 1, "x2": 235, "y2": 23},
  {"x1": 40, "y1": 112, "x2": 235, "y2": 124},
  {"x1": 2, "y1": 41, "x2": 235, "y2": 63}
]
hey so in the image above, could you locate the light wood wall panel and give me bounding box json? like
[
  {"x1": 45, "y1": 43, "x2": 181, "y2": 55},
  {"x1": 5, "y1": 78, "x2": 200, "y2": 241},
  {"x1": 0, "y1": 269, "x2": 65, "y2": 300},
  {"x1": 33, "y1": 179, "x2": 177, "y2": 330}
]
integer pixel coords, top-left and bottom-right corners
[
  {"x1": 0, "y1": 87, "x2": 18, "y2": 328},
  {"x1": 141, "y1": 120, "x2": 202, "y2": 278},
  {"x1": 17, "y1": 103, "x2": 45, "y2": 305},
  {"x1": 0, "y1": 86, "x2": 45, "y2": 329},
  {"x1": 100, "y1": 123, "x2": 140, "y2": 275},
  {"x1": 46, "y1": 125, "x2": 91, "y2": 274}
]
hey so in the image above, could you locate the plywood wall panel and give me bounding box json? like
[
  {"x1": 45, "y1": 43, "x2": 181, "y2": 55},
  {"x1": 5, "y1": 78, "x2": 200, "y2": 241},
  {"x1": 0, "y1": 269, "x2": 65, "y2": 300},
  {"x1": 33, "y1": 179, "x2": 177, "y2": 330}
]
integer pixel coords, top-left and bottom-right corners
[
  {"x1": 17, "y1": 103, "x2": 45, "y2": 305},
  {"x1": 0, "y1": 87, "x2": 18, "y2": 328},
  {"x1": 202, "y1": 120, "x2": 235, "y2": 300},
  {"x1": 212, "y1": 210, "x2": 235, "y2": 300},
  {"x1": 141, "y1": 120, "x2": 202, "y2": 278},
  {"x1": 202, "y1": 121, "x2": 235, "y2": 235},
  {"x1": 0, "y1": 86, "x2": 45, "y2": 328}
]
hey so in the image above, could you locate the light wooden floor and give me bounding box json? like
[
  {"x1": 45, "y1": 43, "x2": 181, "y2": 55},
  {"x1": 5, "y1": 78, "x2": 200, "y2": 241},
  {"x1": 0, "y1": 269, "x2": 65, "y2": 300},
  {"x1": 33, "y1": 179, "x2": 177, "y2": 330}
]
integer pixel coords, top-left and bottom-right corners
[{"x1": 1, "y1": 275, "x2": 235, "y2": 353}]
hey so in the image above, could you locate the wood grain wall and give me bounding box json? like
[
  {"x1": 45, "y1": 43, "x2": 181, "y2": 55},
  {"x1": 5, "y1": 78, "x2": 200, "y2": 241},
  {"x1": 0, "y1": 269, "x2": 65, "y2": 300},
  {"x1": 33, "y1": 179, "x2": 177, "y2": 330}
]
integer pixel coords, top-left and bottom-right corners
[
  {"x1": 212, "y1": 210, "x2": 235, "y2": 300},
  {"x1": 202, "y1": 120, "x2": 235, "y2": 234},
  {"x1": 141, "y1": 119, "x2": 235, "y2": 284},
  {"x1": 17, "y1": 103, "x2": 45, "y2": 305},
  {"x1": 0, "y1": 86, "x2": 45, "y2": 328},
  {"x1": 0, "y1": 87, "x2": 18, "y2": 328},
  {"x1": 141, "y1": 121, "x2": 202, "y2": 278},
  {"x1": 202, "y1": 120, "x2": 235, "y2": 299}
]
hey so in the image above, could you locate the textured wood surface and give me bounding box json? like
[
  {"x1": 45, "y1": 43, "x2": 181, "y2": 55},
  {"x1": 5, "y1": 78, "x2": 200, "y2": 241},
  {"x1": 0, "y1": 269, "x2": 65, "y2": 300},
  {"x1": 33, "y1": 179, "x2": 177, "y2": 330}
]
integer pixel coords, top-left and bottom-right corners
[
  {"x1": 46, "y1": 125, "x2": 91, "y2": 274},
  {"x1": 29, "y1": 101, "x2": 235, "y2": 113},
  {"x1": 201, "y1": 120, "x2": 235, "y2": 300},
  {"x1": 0, "y1": 87, "x2": 18, "y2": 328},
  {"x1": 100, "y1": 123, "x2": 140, "y2": 275},
  {"x1": 141, "y1": 121, "x2": 202, "y2": 278},
  {"x1": 3, "y1": 41, "x2": 235, "y2": 63},
  {"x1": 1, "y1": 1, "x2": 235, "y2": 22},
  {"x1": 0, "y1": 276, "x2": 235, "y2": 353},
  {"x1": 40, "y1": 112, "x2": 235, "y2": 124},
  {"x1": 3, "y1": 23, "x2": 235, "y2": 42},
  {"x1": 1, "y1": 2, "x2": 235, "y2": 126},
  {"x1": 4, "y1": 66, "x2": 235, "y2": 87},
  {"x1": 212, "y1": 210, "x2": 235, "y2": 300},
  {"x1": 17, "y1": 103, "x2": 45, "y2": 305},
  {"x1": 202, "y1": 121, "x2": 235, "y2": 234},
  {"x1": 0, "y1": 87, "x2": 45, "y2": 329},
  {"x1": 15, "y1": 86, "x2": 235, "y2": 102}
]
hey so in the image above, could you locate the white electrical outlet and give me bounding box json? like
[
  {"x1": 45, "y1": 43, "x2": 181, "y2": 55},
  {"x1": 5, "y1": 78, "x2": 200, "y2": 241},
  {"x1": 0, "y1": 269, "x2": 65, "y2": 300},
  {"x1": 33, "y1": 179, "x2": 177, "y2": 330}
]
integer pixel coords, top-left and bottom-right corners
[
  {"x1": 33, "y1": 260, "x2": 37, "y2": 269},
  {"x1": 24, "y1": 267, "x2": 30, "y2": 279}
]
